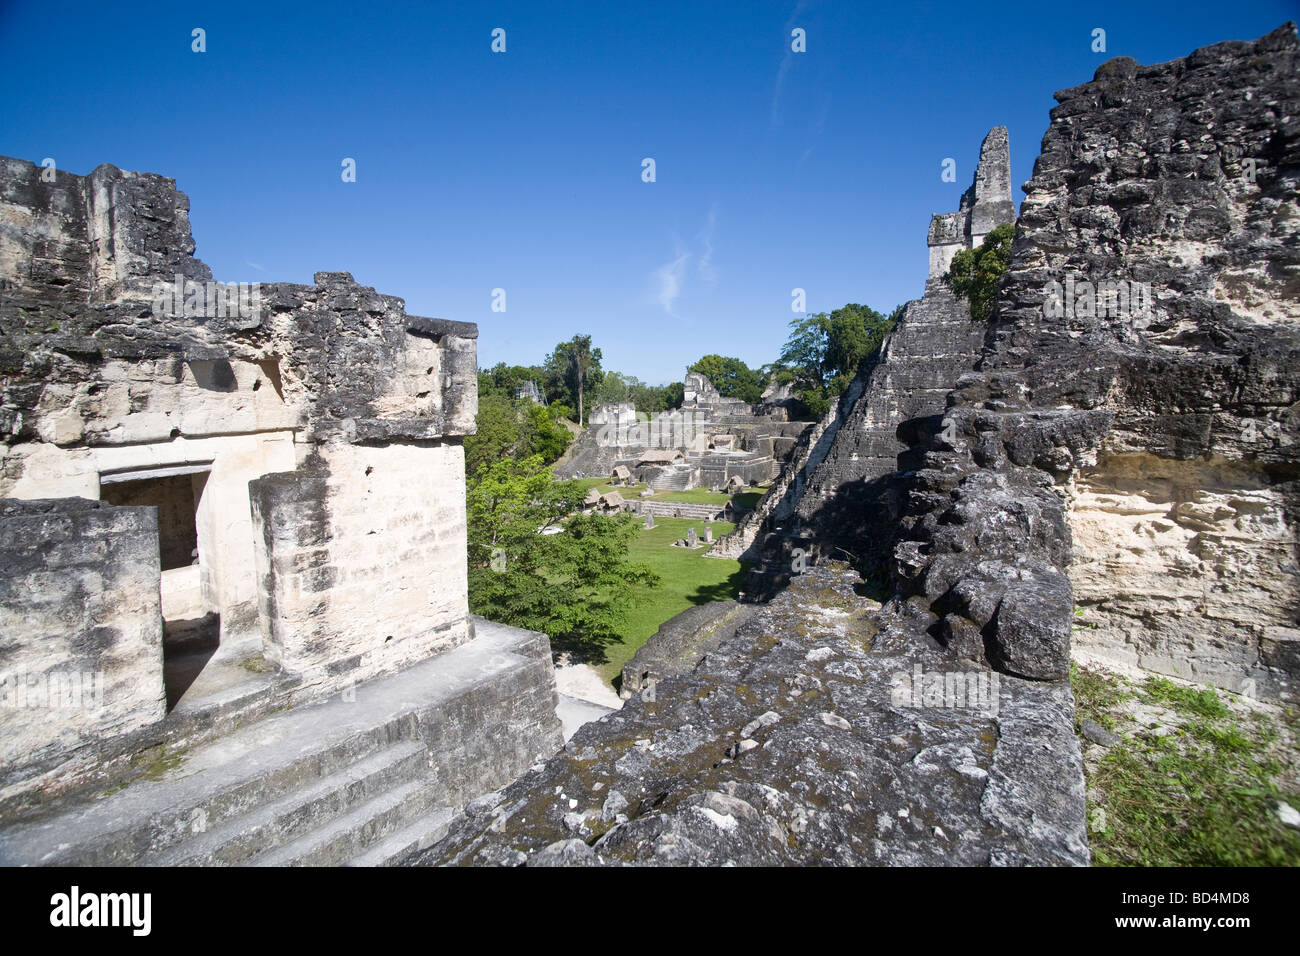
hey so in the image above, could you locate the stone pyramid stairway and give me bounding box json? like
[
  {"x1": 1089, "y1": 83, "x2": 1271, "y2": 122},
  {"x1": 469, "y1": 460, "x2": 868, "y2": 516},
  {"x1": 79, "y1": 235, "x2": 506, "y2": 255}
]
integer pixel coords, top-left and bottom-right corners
[{"x1": 0, "y1": 619, "x2": 562, "y2": 866}]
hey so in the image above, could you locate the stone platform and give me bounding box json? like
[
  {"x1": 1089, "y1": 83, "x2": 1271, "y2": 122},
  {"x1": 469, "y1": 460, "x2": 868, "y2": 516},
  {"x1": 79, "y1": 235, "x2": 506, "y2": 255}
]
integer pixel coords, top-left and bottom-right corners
[
  {"x1": 413, "y1": 567, "x2": 1089, "y2": 867},
  {"x1": 0, "y1": 618, "x2": 563, "y2": 866}
]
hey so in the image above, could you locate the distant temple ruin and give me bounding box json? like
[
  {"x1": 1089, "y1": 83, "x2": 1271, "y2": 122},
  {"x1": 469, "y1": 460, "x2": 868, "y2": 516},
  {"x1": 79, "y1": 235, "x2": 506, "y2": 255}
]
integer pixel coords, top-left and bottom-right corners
[{"x1": 554, "y1": 371, "x2": 814, "y2": 491}]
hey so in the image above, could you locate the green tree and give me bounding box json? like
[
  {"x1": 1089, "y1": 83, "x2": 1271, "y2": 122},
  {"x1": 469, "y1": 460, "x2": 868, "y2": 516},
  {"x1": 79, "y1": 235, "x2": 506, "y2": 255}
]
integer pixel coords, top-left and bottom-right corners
[
  {"x1": 480, "y1": 362, "x2": 543, "y2": 400},
  {"x1": 465, "y1": 387, "x2": 573, "y2": 478},
  {"x1": 592, "y1": 370, "x2": 637, "y2": 407},
  {"x1": 521, "y1": 403, "x2": 571, "y2": 463},
  {"x1": 946, "y1": 223, "x2": 1015, "y2": 321},
  {"x1": 466, "y1": 456, "x2": 659, "y2": 660},
  {"x1": 464, "y1": 392, "x2": 521, "y2": 477},
  {"x1": 772, "y1": 303, "x2": 896, "y2": 417},
  {"x1": 542, "y1": 335, "x2": 603, "y2": 426},
  {"x1": 687, "y1": 355, "x2": 764, "y2": 404},
  {"x1": 590, "y1": 372, "x2": 680, "y2": 415}
]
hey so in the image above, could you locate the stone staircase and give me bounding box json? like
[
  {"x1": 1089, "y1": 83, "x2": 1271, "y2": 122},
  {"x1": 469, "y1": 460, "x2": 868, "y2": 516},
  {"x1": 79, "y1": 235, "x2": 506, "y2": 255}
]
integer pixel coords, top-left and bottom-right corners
[
  {"x1": 0, "y1": 618, "x2": 562, "y2": 866},
  {"x1": 108, "y1": 735, "x2": 450, "y2": 867},
  {"x1": 635, "y1": 499, "x2": 728, "y2": 521},
  {"x1": 647, "y1": 465, "x2": 693, "y2": 491}
]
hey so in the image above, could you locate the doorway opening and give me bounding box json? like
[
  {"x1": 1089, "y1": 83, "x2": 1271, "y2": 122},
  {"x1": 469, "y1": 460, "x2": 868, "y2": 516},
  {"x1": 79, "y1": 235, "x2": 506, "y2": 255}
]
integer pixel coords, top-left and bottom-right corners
[{"x1": 100, "y1": 464, "x2": 216, "y2": 710}]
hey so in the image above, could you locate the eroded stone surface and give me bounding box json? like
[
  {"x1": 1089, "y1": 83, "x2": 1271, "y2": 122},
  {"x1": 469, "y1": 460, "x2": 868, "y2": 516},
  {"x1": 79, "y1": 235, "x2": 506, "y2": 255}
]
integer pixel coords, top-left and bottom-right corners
[
  {"x1": 416, "y1": 567, "x2": 1088, "y2": 866},
  {"x1": 895, "y1": 23, "x2": 1300, "y2": 702}
]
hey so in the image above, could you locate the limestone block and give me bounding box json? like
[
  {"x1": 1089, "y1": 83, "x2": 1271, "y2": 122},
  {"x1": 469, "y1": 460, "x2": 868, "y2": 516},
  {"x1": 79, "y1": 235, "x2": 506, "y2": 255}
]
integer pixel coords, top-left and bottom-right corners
[
  {"x1": 250, "y1": 442, "x2": 470, "y2": 690},
  {"x1": 0, "y1": 498, "x2": 165, "y2": 779}
]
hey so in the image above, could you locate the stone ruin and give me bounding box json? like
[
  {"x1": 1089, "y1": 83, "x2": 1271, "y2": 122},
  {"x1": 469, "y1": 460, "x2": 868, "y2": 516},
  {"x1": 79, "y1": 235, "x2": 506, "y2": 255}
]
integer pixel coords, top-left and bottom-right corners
[
  {"x1": 0, "y1": 156, "x2": 562, "y2": 863},
  {"x1": 552, "y1": 370, "x2": 814, "y2": 489},
  {"x1": 1, "y1": 21, "x2": 1295, "y2": 870},
  {"x1": 713, "y1": 125, "x2": 1015, "y2": 576},
  {"x1": 926, "y1": 126, "x2": 1016, "y2": 280},
  {"x1": 416, "y1": 24, "x2": 1299, "y2": 866}
]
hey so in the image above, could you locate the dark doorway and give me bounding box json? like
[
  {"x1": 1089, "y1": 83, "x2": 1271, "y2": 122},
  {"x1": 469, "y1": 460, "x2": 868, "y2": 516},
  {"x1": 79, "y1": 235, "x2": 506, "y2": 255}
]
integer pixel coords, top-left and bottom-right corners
[
  {"x1": 101, "y1": 472, "x2": 200, "y2": 570},
  {"x1": 100, "y1": 466, "x2": 218, "y2": 710}
]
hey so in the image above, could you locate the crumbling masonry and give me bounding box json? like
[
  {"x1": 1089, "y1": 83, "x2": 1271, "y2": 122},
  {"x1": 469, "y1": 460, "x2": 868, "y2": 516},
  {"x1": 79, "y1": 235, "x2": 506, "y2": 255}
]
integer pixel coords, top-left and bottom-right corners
[{"x1": 0, "y1": 156, "x2": 562, "y2": 863}]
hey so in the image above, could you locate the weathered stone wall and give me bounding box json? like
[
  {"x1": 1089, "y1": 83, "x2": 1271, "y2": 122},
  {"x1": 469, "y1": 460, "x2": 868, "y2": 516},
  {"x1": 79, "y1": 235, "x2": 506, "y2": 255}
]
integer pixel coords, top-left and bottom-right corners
[
  {"x1": 934, "y1": 23, "x2": 1300, "y2": 702},
  {"x1": 250, "y1": 441, "x2": 470, "y2": 690},
  {"x1": 619, "y1": 601, "x2": 756, "y2": 698},
  {"x1": 1067, "y1": 453, "x2": 1298, "y2": 699},
  {"x1": 0, "y1": 154, "x2": 483, "y2": 800},
  {"x1": 417, "y1": 566, "x2": 1088, "y2": 867},
  {"x1": 0, "y1": 157, "x2": 209, "y2": 305},
  {"x1": 5, "y1": 429, "x2": 298, "y2": 636},
  {"x1": 0, "y1": 498, "x2": 165, "y2": 782},
  {"x1": 415, "y1": 619, "x2": 565, "y2": 811}
]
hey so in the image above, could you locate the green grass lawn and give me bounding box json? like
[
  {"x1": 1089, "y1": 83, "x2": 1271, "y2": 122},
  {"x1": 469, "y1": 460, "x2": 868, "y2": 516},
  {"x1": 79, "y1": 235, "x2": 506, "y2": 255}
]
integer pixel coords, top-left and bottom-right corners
[
  {"x1": 597, "y1": 516, "x2": 749, "y2": 688},
  {"x1": 557, "y1": 476, "x2": 764, "y2": 687}
]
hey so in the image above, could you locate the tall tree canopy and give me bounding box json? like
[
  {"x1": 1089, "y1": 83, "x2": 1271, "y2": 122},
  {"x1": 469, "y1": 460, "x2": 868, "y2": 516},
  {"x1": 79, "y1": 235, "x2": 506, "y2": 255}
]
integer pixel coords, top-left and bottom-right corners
[
  {"x1": 771, "y1": 303, "x2": 897, "y2": 417},
  {"x1": 542, "y1": 335, "x2": 603, "y2": 427},
  {"x1": 591, "y1": 372, "x2": 680, "y2": 414},
  {"x1": 686, "y1": 355, "x2": 764, "y2": 404},
  {"x1": 466, "y1": 456, "x2": 658, "y2": 660},
  {"x1": 465, "y1": 375, "x2": 572, "y2": 477}
]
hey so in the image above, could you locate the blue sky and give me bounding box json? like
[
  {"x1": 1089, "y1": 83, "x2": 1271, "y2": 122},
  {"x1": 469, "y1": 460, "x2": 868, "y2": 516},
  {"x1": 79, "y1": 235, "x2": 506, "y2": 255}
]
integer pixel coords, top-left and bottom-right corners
[{"x1": 2, "y1": 1, "x2": 1293, "y2": 383}]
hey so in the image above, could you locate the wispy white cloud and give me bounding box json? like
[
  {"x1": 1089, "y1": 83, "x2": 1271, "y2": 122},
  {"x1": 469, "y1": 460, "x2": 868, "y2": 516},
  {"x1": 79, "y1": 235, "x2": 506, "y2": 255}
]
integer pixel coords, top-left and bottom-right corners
[
  {"x1": 769, "y1": 0, "x2": 812, "y2": 130},
  {"x1": 797, "y1": 96, "x2": 832, "y2": 166},
  {"x1": 770, "y1": 54, "x2": 794, "y2": 128},
  {"x1": 246, "y1": 261, "x2": 266, "y2": 272},
  {"x1": 650, "y1": 206, "x2": 720, "y2": 316},
  {"x1": 654, "y1": 246, "x2": 692, "y2": 315}
]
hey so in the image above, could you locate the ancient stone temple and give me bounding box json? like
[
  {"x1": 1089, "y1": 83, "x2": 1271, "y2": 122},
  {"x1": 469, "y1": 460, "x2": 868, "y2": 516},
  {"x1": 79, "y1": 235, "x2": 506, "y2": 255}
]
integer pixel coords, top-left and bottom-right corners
[
  {"x1": 926, "y1": 127, "x2": 1016, "y2": 280},
  {"x1": 711, "y1": 126, "x2": 1015, "y2": 583},
  {"x1": 416, "y1": 23, "x2": 1297, "y2": 866},
  {"x1": 553, "y1": 372, "x2": 813, "y2": 490},
  {"x1": 0, "y1": 156, "x2": 562, "y2": 863}
]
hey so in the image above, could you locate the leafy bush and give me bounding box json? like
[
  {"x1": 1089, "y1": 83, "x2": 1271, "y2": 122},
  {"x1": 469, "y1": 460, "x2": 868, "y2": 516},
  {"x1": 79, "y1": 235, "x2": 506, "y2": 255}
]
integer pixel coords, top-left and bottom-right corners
[
  {"x1": 466, "y1": 456, "x2": 659, "y2": 661},
  {"x1": 945, "y1": 223, "x2": 1014, "y2": 321}
]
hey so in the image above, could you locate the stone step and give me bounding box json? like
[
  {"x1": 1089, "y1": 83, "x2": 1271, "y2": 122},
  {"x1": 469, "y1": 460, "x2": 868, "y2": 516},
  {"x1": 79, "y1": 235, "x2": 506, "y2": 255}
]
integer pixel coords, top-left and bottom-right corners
[
  {"x1": 648, "y1": 468, "x2": 693, "y2": 491},
  {"x1": 249, "y1": 778, "x2": 443, "y2": 867},
  {"x1": 635, "y1": 499, "x2": 727, "y2": 520},
  {"x1": 0, "y1": 618, "x2": 562, "y2": 867},
  {"x1": 139, "y1": 740, "x2": 430, "y2": 866},
  {"x1": 344, "y1": 806, "x2": 459, "y2": 867},
  {"x1": 0, "y1": 710, "x2": 415, "y2": 866}
]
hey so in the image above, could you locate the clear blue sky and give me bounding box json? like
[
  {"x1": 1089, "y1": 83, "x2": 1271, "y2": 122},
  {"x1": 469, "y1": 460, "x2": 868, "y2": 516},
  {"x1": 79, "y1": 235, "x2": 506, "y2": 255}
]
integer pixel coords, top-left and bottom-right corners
[{"x1": 2, "y1": 1, "x2": 1293, "y2": 384}]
